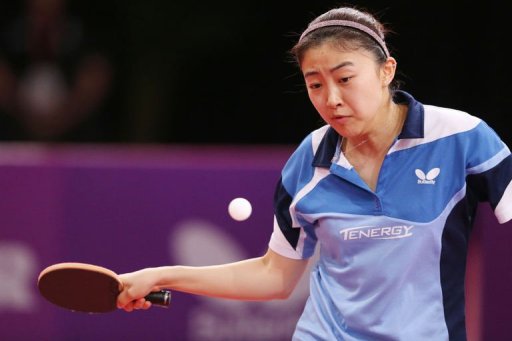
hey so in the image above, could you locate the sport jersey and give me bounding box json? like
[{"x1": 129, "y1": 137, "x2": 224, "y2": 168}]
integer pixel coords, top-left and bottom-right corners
[{"x1": 269, "y1": 91, "x2": 512, "y2": 341}]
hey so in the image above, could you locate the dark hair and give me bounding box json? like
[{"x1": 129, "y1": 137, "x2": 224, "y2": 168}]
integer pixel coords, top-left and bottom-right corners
[
  {"x1": 291, "y1": 7, "x2": 390, "y2": 66},
  {"x1": 291, "y1": 6, "x2": 400, "y2": 91}
]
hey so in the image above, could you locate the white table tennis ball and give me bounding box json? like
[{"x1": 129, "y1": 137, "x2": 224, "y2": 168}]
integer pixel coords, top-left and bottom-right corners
[{"x1": 228, "y1": 197, "x2": 252, "y2": 221}]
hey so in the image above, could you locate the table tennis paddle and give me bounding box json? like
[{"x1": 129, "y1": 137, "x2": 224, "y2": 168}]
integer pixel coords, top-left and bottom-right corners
[{"x1": 38, "y1": 262, "x2": 171, "y2": 313}]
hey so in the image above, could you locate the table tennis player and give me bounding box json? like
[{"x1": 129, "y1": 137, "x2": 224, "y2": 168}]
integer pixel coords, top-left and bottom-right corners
[{"x1": 116, "y1": 5, "x2": 512, "y2": 340}]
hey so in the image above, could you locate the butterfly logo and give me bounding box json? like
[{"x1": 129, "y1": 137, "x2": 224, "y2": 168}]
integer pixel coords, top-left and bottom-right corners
[{"x1": 415, "y1": 168, "x2": 440, "y2": 185}]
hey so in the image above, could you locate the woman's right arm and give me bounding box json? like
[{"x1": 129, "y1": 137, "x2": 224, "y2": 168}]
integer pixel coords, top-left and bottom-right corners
[{"x1": 117, "y1": 248, "x2": 309, "y2": 312}]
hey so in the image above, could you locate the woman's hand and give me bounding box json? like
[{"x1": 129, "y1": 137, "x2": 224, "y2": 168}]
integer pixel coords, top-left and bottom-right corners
[{"x1": 116, "y1": 268, "x2": 161, "y2": 312}]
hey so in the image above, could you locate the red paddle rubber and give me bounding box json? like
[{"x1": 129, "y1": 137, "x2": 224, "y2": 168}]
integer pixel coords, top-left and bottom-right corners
[{"x1": 38, "y1": 264, "x2": 171, "y2": 313}]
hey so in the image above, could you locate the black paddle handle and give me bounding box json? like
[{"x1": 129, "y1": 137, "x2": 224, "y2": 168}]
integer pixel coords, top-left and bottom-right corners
[{"x1": 145, "y1": 290, "x2": 171, "y2": 307}]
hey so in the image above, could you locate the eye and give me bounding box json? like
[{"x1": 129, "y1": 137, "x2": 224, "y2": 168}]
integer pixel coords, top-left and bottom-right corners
[
  {"x1": 307, "y1": 82, "x2": 321, "y2": 90},
  {"x1": 339, "y1": 76, "x2": 353, "y2": 84}
]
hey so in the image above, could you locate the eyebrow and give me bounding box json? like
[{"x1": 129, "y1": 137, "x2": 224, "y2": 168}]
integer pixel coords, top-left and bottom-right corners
[{"x1": 303, "y1": 61, "x2": 354, "y2": 78}]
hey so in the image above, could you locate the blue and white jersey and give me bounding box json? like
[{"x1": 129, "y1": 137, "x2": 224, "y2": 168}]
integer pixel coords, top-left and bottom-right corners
[{"x1": 269, "y1": 91, "x2": 512, "y2": 341}]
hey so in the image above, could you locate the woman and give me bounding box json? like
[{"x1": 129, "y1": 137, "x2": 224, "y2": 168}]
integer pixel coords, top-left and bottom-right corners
[{"x1": 117, "y1": 6, "x2": 512, "y2": 340}]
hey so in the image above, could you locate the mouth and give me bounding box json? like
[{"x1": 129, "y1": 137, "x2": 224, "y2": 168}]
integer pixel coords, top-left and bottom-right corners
[{"x1": 331, "y1": 115, "x2": 350, "y2": 123}]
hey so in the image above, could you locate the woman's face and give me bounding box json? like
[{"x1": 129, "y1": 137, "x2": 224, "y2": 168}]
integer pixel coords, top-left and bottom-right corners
[{"x1": 301, "y1": 42, "x2": 394, "y2": 138}]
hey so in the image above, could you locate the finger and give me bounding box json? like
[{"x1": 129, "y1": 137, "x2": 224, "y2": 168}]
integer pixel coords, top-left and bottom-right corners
[
  {"x1": 117, "y1": 291, "x2": 131, "y2": 309},
  {"x1": 117, "y1": 289, "x2": 140, "y2": 310},
  {"x1": 133, "y1": 298, "x2": 146, "y2": 310},
  {"x1": 121, "y1": 302, "x2": 134, "y2": 312},
  {"x1": 143, "y1": 300, "x2": 152, "y2": 310}
]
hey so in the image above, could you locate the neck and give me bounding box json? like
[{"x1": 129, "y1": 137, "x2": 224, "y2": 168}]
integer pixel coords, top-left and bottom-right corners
[{"x1": 342, "y1": 102, "x2": 406, "y2": 156}]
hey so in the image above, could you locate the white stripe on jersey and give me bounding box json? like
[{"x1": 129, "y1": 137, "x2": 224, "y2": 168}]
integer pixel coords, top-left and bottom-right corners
[
  {"x1": 392, "y1": 105, "x2": 481, "y2": 152},
  {"x1": 269, "y1": 216, "x2": 304, "y2": 259}
]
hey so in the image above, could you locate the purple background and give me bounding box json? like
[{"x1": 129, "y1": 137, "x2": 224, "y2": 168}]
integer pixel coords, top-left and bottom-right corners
[{"x1": 0, "y1": 144, "x2": 510, "y2": 341}]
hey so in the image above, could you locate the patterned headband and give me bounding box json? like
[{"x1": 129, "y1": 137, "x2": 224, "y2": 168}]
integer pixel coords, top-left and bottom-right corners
[{"x1": 298, "y1": 19, "x2": 390, "y2": 58}]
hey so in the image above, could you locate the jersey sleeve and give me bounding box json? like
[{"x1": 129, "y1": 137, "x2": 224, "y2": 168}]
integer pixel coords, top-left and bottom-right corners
[
  {"x1": 466, "y1": 120, "x2": 512, "y2": 223},
  {"x1": 268, "y1": 129, "x2": 324, "y2": 259}
]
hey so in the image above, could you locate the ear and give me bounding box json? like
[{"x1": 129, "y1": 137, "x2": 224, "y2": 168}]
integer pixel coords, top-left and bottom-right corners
[{"x1": 381, "y1": 57, "x2": 397, "y2": 86}]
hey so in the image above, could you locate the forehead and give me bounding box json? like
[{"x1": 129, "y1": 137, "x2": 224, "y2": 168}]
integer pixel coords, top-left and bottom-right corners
[{"x1": 300, "y1": 42, "x2": 376, "y2": 72}]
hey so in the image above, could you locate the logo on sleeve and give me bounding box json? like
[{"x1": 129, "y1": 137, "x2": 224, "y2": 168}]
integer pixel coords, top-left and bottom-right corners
[{"x1": 415, "y1": 168, "x2": 440, "y2": 185}]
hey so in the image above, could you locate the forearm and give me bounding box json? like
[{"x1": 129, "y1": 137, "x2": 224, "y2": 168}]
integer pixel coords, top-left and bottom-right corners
[
  {"x1": 156, "y1": 257, "x2": 292, "y2": 300},
  {"x1": 118, "y1": 249, "x2": 308, "y2": 307}
]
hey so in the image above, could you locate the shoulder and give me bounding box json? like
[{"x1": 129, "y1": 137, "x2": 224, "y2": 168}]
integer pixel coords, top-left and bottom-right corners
[
  {"x1": 280, "y1": 124, "x2": 331, "y2": 190},
  {"x1": 422, "y1": 104, "x2": 508, "y2": 160},
  {"x1": 396, "y1": 91, "x2": 482, "y2": 139},
  {"x1": 423, "y1": 104, "x2": 481, "y2": 134},
  {"x1": 419, "y1": 104, "x2": 499, "y2": 145},
  {"x1": 287, "y1": 125, "x2": 330, "y2": 164}
]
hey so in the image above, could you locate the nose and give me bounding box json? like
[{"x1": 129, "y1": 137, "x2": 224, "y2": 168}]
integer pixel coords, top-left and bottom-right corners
[{"x1": 326, "y1": 84, "x2": 343, "y2": 109}]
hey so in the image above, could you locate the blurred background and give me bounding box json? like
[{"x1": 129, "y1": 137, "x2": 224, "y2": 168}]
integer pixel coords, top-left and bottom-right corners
[{"x1": 0, "y1": 0, "x2": 509, "y2": 146}]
